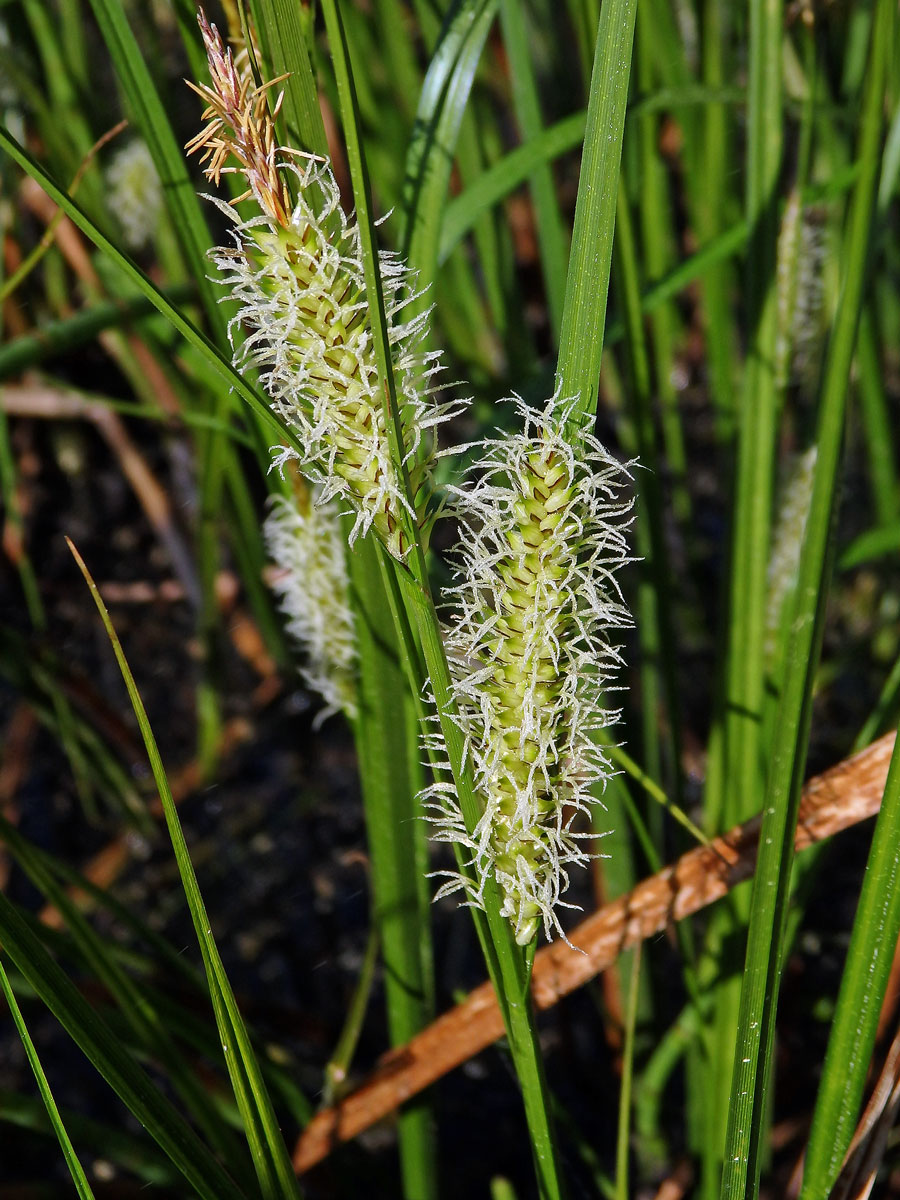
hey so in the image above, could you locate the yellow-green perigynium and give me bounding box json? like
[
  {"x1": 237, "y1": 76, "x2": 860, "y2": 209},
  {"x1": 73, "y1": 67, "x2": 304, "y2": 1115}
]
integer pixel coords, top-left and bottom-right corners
[
  {"x1": 188, "y1": 14, "x2": 459, "y2": 560},
  {"x1": 263, "y1": 488, "x2": 358, "y2": 724},
  {"x1": 428, "y1": 397, "x2": 634, "y2": 945}
]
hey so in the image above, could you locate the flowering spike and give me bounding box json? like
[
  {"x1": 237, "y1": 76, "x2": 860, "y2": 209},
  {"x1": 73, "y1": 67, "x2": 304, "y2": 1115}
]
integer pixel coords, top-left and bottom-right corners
[
  {"x1": 264, "y1": 486, "x2": 358, "y2": 724},
  {"x1": 427, "y1": 397, "x2": 634, "y2": 944},
  {"x1": 187, "y1": 12, "x2": 462, "y2": 560},
  {"x1": 775, "y1": 191, "x2": 827, "y2": 390},
  {"x1": 105, "y1": 140, "x2": 162, "y2": 251},
  {"x1": 765, "y1": 446, "x2": 817, "y2": 663},
  {"x1": 185, "y1": 9, "x2": 291, "y2": 227}
]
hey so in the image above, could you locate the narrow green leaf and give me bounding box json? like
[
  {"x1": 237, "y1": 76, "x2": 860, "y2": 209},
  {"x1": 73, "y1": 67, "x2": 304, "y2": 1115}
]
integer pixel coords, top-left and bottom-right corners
[
  {"x1": 0, "y1": 960, "x2": 97, "y2": 1200},
  {"x1": 0, "y1": 288, "x2": 193, "y2": 378},
  {"x1": 67, "y1": 540, "x2": 302, "y2": 1200},
  {"x1": 498, "y1": 0, "x2": 568, "y2": 339},
  {"x1": 348, "y1": 531, "x2": 437, "y2": 1200},
  {"x1": 556, "y1": 0, "x2": 637, "y2": 429},
  {"x1": 614, "y1": 944, "x2": 642, "y2": 1200},
  {"x1": 0, "y1": 895, "x2": 248, "y2": 1200},
  {"x1": 720, "y1": 4, "x2": 894, "y2": 1194},
  {"x1": 0, "y1": 1087, "x2": 175, "y2": 1188},
  {"x1": 439, "y1": 111, "x2": 586, "y2": 263},
  {"x1": 400, "y1": 0, "x2": 498, "y2": 287},
  {"x1": 706, "y1": 0, "x2": 786, "y2": 1176},
  {"x1": 249, "y1": 0, "x2": 329, "y2": 158},
  {"x1": 800, "y1": 727, "x2": 900, "y2": 1196}
]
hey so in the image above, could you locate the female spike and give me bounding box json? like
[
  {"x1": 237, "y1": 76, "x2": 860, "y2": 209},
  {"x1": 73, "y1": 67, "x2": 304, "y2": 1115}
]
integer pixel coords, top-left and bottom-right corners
[
  {"x1": 428, "y1": 397, "x2": 634, "y2": 944},
  {"x1": 187, "y1": 13, "x2": 461, "y2": 560}
]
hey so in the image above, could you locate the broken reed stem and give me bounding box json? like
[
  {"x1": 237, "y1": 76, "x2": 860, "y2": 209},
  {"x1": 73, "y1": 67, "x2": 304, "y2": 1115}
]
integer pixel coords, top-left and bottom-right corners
[{"x1": 292, "y1": 732, "x2": 896, "y2": 1173}]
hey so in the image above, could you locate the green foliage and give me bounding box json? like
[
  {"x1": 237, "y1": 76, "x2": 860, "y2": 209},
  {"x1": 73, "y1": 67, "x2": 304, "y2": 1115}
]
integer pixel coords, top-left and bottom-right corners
[{"x1": 1, "y1": 1, "x2": 899, "y2": 1197}]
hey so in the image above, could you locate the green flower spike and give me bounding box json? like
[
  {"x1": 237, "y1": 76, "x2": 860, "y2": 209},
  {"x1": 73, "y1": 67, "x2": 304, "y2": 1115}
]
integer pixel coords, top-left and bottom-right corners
[
  {"x1": 264, "y1": 484, "x2": 358, "y2": 724},
  {"x1": 187, "y1": 12, "x2": 462, "y2": 560},
  {"x1": 428, "y1": 396, "x2": 634, "y2": 945}
]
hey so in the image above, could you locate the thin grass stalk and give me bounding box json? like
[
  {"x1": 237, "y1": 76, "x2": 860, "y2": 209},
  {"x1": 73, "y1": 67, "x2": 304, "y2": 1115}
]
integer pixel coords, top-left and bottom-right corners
[
  {"x1": 439, "y1": 110, "x2": 586, "y2": 262},
  {"x1": 720, "y1": 4, "x2": 894, "y2": 1194},
  {"x1": 695, "y1": 0, "x2": 738, "y2": 440},
  {"x1": 856, "y1": 306, "x2": 900, "y2": 525},
  {"x1": 612, "y1": 182, "x2": 683, "y2": 807},
  {"x1": 854, "y1": 652, "x2": 900, "y2": 754},
  {"x1": 399, "y1": 0, "x2": 498, "y2": 295},
  {"x1": 0, "y1": 960, "x2": 97, "y2": 1200},
  {"x1": 324, "y1": 927, "x2": 381, "y2": 1103},
  {"x1": 799, "y1": 725, "x2": 900, "y2": 1196},
  {"x1": 556, "y1": 0, "x2": 637, "y2": 429},
  {"x1": 248, "y1": 0, "x2": 329, "y2": 158},
  {"x1": 498, "y1": 0, "x2": 568, "y2": 341},
  {"x1": 634, "y1": 3, "x2": 690, "y2": 526},
  {"x1": 349, "y1": 531, "x2": 438, "y2": 1200},
  {"x1": 634, "y1": 1003, "x2": 701, "y2": 1169},
  {"x1": 0, "y1": 1087, "x2": 175, "y2": 1188},
  {"x1": 69, "y1": 542, "x2": 302, "y2": 1200},
  {"x1": 0, "y1": 288, "x2": 193, "y2": 378},
  {"x1": 614, "y1": 943, "x2": 642, "y2": 1200},
  {"x1": 722, "y1": 0, "x2": 784, "y2": 829},
  {"x1": 704, "y1": 0, "x2": 784, "y2": 1181},
  {"x1": 0, "y1": 894, "x2": 248, "y2": 1200},
  {"x1": 319, "y1": 5, "x2": 565, "y2": 1193}
]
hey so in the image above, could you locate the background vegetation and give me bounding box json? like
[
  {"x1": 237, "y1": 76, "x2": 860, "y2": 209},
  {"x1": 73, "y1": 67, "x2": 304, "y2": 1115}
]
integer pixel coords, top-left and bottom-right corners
[{"x1": 1, "y1": 0, "x2": 900, "y2": 1197}]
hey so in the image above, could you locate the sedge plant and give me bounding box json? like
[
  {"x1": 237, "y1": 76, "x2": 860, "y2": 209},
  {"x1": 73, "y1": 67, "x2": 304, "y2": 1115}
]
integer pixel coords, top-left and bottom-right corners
[{"x1": 1, "y1": 2, "x2": 900, "y2": 1199}]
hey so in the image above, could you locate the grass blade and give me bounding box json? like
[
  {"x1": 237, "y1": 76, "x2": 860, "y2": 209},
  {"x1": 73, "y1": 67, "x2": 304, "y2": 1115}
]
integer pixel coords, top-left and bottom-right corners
[
  {"x1": 249, "y1": 0, "x2": 329, "y2": 158},
  {"x1": 0, "y1": 960, "x2": 97, "y2": 1200},
  {"x1": 800, "y1": 725, "x2": 900, "y2": 1196},
  {"x1": 720, "y1": 4, "x2": 894, "y2": 1194},
  {"x1": 0, "y1": 894, "x2": 248, "y2": 1200},
  {"x1": 498, "y1": 0, "x2": 568, "y2": 339},
  {"x1": 349, "y1": 533, "x2": 437, "y2": 1200},
  {"x1": 556, "y1": 0, "x2": 637, "y2": 427},
  {"x1": 67, "y1": 539, "x2": 302, "y2": 1200},
  {"x1": 320, "y1": 4, "x2": 565, "y2": 1193},
  {"x1": 439, "y1": 110, "x2": 586, "y2": 262},
  {"x1": 400, "y1": 0, "x2": 498, "y2": 286}
]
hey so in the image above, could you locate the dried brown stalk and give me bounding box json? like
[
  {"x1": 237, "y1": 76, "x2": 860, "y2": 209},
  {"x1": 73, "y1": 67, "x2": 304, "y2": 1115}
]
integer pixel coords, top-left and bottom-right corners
[
  {"x1": 831, "y1": 1018, "x2": 900, "y2": 1200},
  {"x1": 293, "y1": 732, "x2": 897, "y2": 1174}
]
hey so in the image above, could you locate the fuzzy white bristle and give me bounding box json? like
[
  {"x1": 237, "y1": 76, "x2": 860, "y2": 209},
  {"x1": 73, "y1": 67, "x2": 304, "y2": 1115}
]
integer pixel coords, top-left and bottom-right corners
[
  {"x1": 264, "y1": 491, "x2": 358, "y2": 723},
  {"x1": 425, "y1": 396, "x2": 634, "y2": 944}
]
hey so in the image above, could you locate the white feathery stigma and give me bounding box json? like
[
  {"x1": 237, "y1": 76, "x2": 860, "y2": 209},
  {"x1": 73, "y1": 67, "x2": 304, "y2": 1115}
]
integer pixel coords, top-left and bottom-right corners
[
  {"x1": 187, "y1": 13, "x2": 462, "y2": 560},
  {"x1": 427, "y1": 396, "x2": 634, "y2": 945},
  {"x1": 264, "y1": 489, "x2": 358, "y2": 724}
]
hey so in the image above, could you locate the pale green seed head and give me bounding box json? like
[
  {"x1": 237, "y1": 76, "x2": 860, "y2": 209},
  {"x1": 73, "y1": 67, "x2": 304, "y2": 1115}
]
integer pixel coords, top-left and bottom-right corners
[
  {"x1": 427, "y1": 396, "x2": 634, "y2": 945},
  {"x1": 263, "y1": 488, "x2": 358, "y2": 723},
  {"x1": 188, "y1": 12, "x2": 461, "y2": 561}
]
